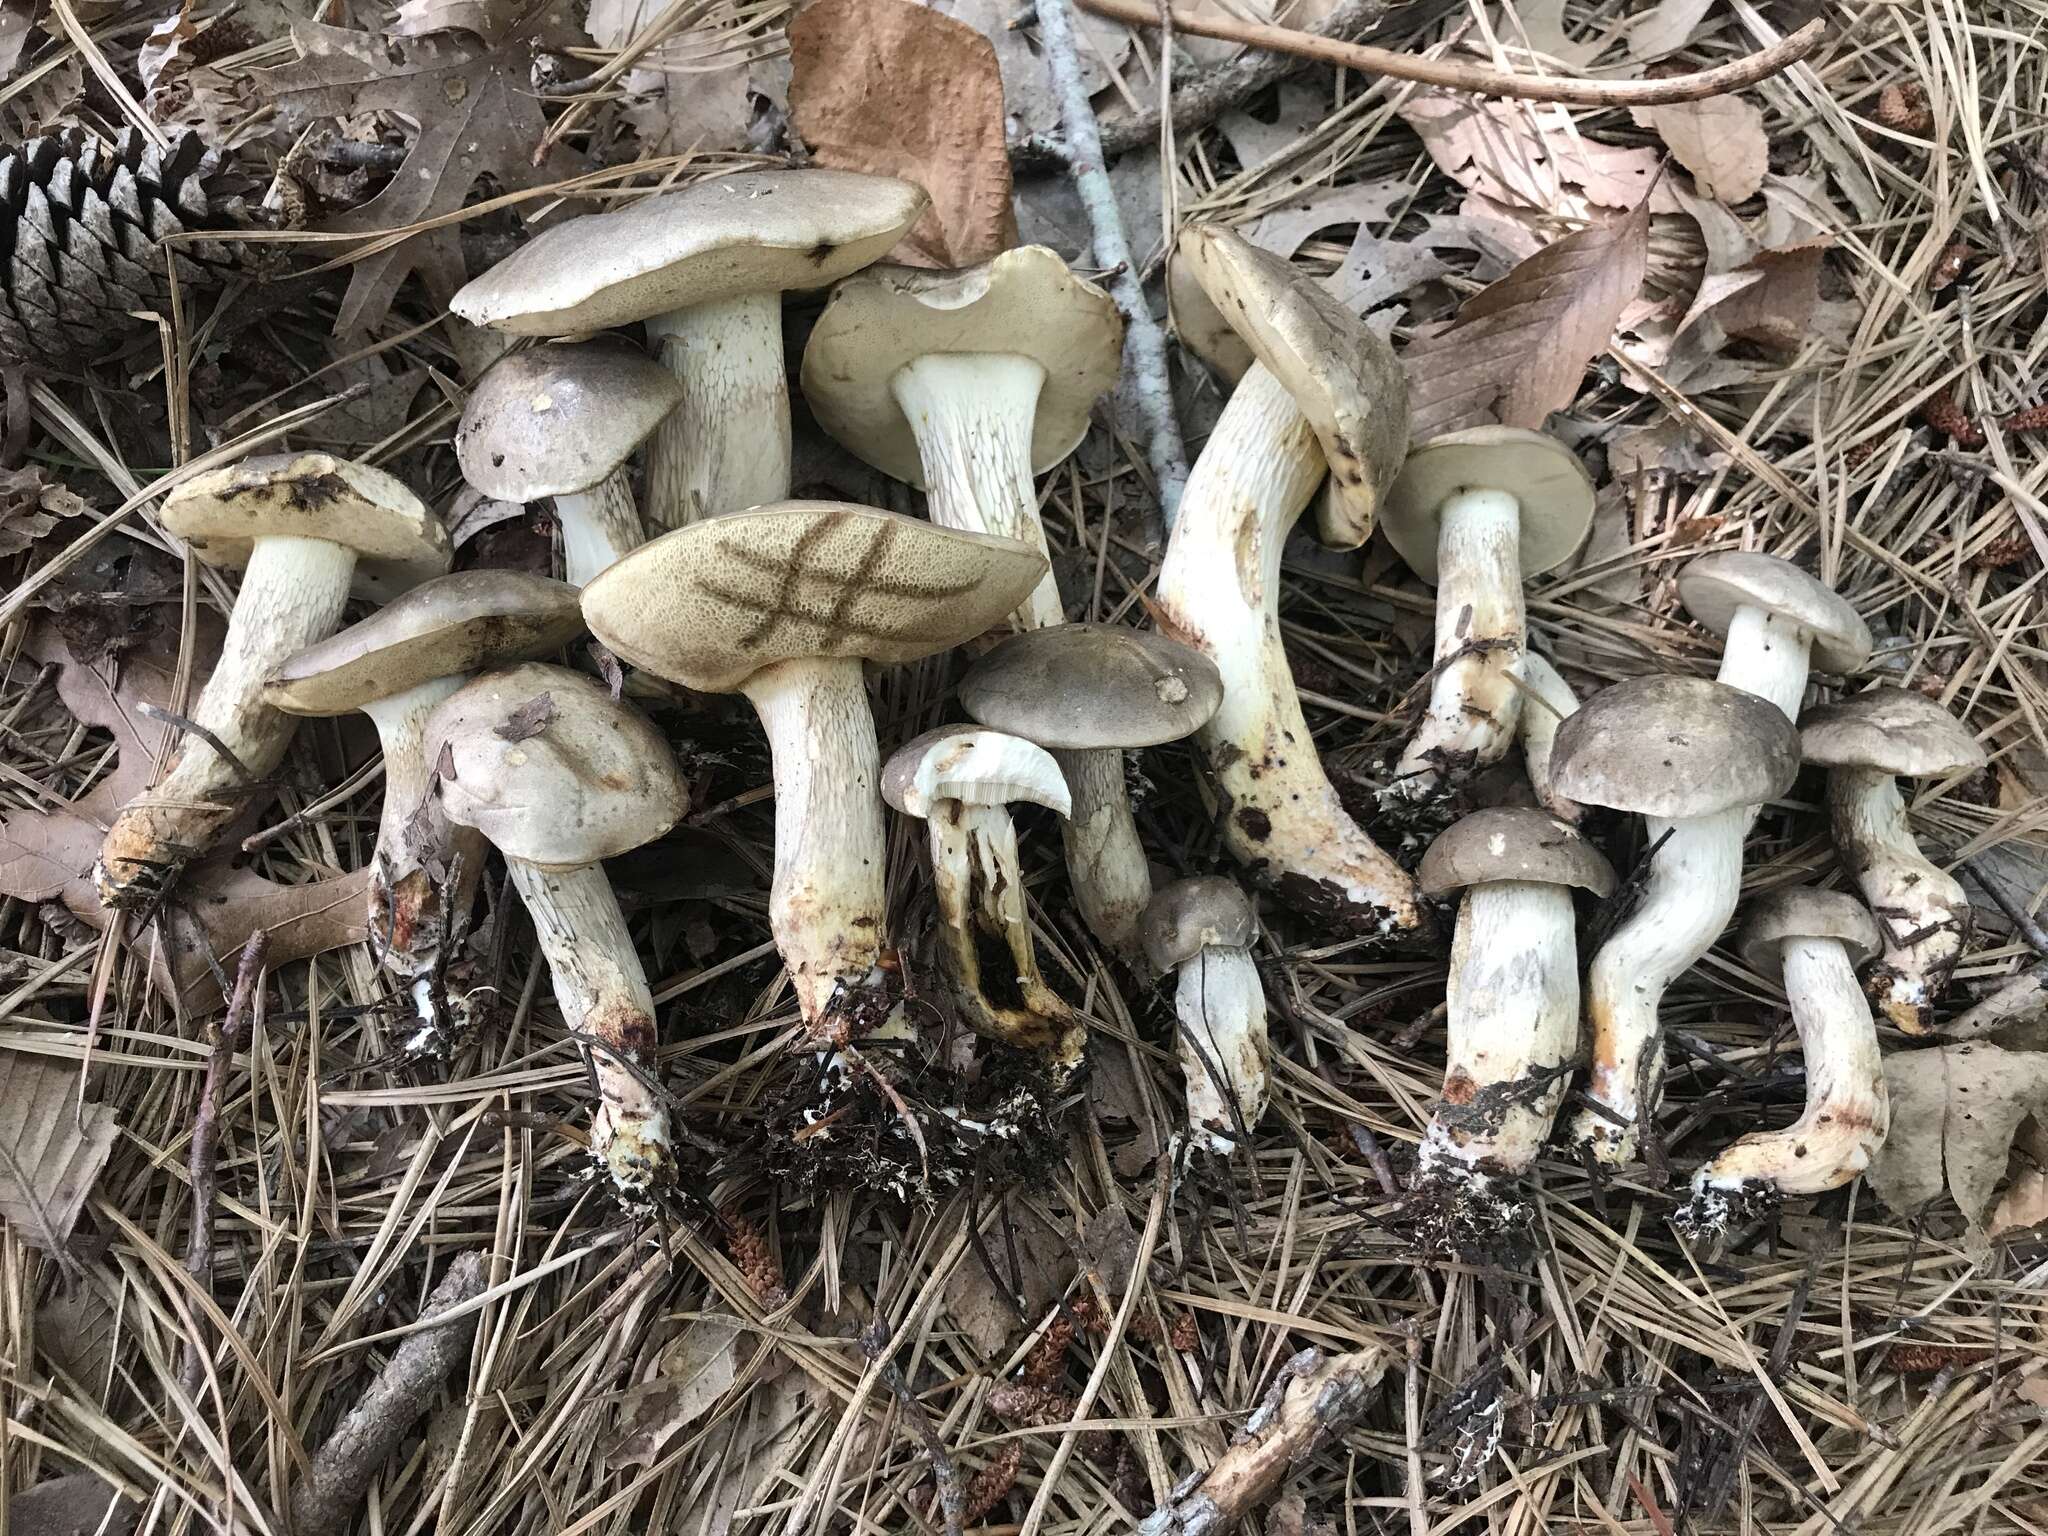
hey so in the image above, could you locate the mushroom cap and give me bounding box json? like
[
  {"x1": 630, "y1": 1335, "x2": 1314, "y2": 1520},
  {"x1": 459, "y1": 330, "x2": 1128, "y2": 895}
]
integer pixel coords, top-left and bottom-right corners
[
  {"x1": 1553, "y1": 674, "x2": 1801, "y2": 819},
  {"x1": 1168, "y1": 247, "x2": 1252, "y2": 383},
  {"x1": 264, "y1": 570, "x2": 585, "y2": 716},
  {"x1": 1174, "y1": 223, "x2": 1409, "y2": 549},
  {"x1": 799, "y1": 246, "x2": 1124, "y2": 488},
  {"x1": 1140, "y1": 876, "x2": 1255, "y2": 971},
  {"x1": 1738, "y1": 887, "x2": 1882, "y2": 981},
  {"x1": 427, "y1": 662, "x2": 685, "y2": 870},
  {"x1": 1379, "y1": 427, "x2": 1596, "y2": 583},
  {"x1": 880, "y1": 727, "x2": 1071, "y2": 818},
  {"x1": 579, "y1": 500, "x2": 1049, "y2": 693},
  {"x1": 450, "y1": 169, "x2": 930, "y2": 334},
  {"x1": 958, "y1": 623, "x2": 1223, "y2": 750},
  {"x1": 1799, "y1": 687, "x2": 1987, "y2": 778},
  {"x1": 1417, "y1": 806, "x2": 1616, "y2": 899},
  {"x1": 163, "y1": 452, "x2": 451, "y2": 602},
  {"x1": 1677, "y1": 552, "x2": 1873, "y2": 674},
  {"x1": 456, "y1": 340, "x2": 683, "y2": 500}
]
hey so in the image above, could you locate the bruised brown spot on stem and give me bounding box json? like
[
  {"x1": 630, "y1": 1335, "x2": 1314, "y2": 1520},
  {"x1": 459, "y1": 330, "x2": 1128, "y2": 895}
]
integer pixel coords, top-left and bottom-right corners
[
  {"x1": 1440, "y1": 1068, "x2": 1479, "y2": 1106},
  {"x1": 585, "y1": 999, "x2": 657, "y2": 1065},
  {"x1": 1235, "y1": 804, "x2": 1273, "y2": 842}
]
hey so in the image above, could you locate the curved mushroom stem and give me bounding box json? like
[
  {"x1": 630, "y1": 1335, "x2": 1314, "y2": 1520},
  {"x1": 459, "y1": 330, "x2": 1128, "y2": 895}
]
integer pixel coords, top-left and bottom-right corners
[
  {"x1": 1717, "y1": 604, "x2": 1812, "y2": 722},
  {"x1": 505, "y1": 858, "x2": 672, "y2": 1197},
  {"x1": 1174, "y1": 944, "x2": 1267, "y2": 1153},
  {"x1": 1829, "y1": 765, "x2": 1971, "y2": 1034},
  {"x1": 645, "y1": 293, "x2": 791, "y2": 528},
  {"x1": 555, "y1": 469, "x2": 645, "y2": 588},
  {"x1": 1053, "y1": 745, "x2": 1150, "y2": 960},
  {"x1": 97, "y1": 536, "x2": 357, "y2": 908},
  {"x1": 1158, "y1": 363, "x2": 1423, "y2": 940},
  {"x1": 1516, "y1": 652, "x2": 1581, "y2": 822},
  {"x1": 1572, "y1": 805, "x2": 1746, "y2": 1164},
  {"x1": 889, "y1": 353, "x2": 1065, "y2": 632}
]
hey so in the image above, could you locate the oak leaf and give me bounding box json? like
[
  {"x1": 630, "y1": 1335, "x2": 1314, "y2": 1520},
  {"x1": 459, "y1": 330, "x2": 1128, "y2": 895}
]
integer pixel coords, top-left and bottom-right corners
[
  {"x1": 1867, "y1": 1042, "x2": 2048, "y2": 1239},
  {"x1": 0, "y1": 1053, "x2": 119, "y2": 1253},
  {"x1": 1397, "y1": 92, "x2": 1659, "y2": 217},
  {"x1": 1632, "y1": 97, "x2": 1768, "y2": 205}
]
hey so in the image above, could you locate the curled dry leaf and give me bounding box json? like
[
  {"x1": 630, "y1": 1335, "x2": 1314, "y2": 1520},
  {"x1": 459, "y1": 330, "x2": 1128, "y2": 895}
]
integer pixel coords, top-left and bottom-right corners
[
  {"x1": 0, "y1": 463, "x2": 87, "y2": 557},
  {"x1": 1867, "y1": 1042, "x2": 2048, "y2": 1239},
  {"x1": 0, "y1": 1053, "x2": 119, "y2": 1254},
  {"x1": 1397, "y1": 92, "x2": 1659, "y2": 219},
  {"x1": 1631, "y1": 97, "x2": 1768, "y2": 205}
]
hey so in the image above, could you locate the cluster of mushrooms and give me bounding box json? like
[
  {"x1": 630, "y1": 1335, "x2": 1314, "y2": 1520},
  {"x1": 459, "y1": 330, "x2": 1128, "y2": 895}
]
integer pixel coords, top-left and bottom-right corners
[{"x1": 88, "y1": 168, "x2": 1991, "y2": 1238}]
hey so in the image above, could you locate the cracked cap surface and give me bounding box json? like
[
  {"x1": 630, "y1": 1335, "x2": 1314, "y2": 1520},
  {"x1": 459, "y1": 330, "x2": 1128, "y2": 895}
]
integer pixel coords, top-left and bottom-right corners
[
  {"x1": 1418, "y1": 807, "x2": 1615, "y2": 898},
  {"x1": 1553, "y1": 674, "x2": 1802, "y2": 818},
  {"x1": 1739, "y1": 887, "x2": 1882, "y2": 980},
  {"x1": 1678, "y1": 552, "x2": 1873, "y2": 674},
  {"x1": 1799, "y1": 687, "x2": 1987, "y2": 778},
  {"x1": 959, "y1": 623, "x2": 1222, "y2": 750},
  {"x1": 1381, "y1": 427, "x2": 1596, "y2": 584},
  {"x1": 457, "y1": 340, "x2": 683, "y2": 500}
]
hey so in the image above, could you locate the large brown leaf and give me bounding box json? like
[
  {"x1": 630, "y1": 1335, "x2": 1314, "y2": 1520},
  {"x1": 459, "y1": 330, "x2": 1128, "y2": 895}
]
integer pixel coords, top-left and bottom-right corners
[
  {"x1": 0, "y1": 1054, "x2": 119, "y2": 1253},
  {"x1": 1868, "y1": 1043, "x2": 2048, "y2": 1240}
]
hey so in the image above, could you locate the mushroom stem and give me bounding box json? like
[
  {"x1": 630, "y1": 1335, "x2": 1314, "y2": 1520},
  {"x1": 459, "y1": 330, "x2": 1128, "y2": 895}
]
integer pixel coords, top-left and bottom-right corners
[
  {"x1": 739, "y1": 655, "x2": 888, "y2": 1040},
  {"x1": 1052, "y1": 745, "x2": 1150, "y2": 959},
  {"x1": 1829, "y1": 765, "x2": 1972, "y2": 1033},
  {"x1": 554, "y1": 470, "x2": 645, "y2": 588},
  {"x1": 1159, "y1": 364, "x2": 1421, "y2": 938},
  {"x1": 1174, "y1": 945, "x2": 1267, "y2": 1153},
  {"x1": 889, "y1": 353, "x2": 1065, "y2": 631},
  {"x1": 360, "y1": 679, "x2": 481, "y2": 983},
  {"x1": 645, "y1": 293, "x2": 791, "y2": 528},
  {"x1": 97, "y1": 536, "x2": 357, "y2": 906},
  {"x1": 1717, "y1": 603, "x2": 1812, "y2": 721},
  {"x1": 1572, "y1": 805, "x2": 1745, "y2": 1163},
  {"x1": 1515, "y1": 651, "x2": 1580, "y2": 821},
  {"x1": 504, "y1": 858, "x2": 672, "y2": 1195}
]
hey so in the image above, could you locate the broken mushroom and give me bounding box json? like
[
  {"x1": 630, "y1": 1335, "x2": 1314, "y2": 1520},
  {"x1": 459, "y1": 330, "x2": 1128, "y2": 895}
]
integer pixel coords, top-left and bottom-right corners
[
  {"x1": 1139, "y1": 876, "x2": 1268, "y2": 1154},
  {"x1": 1678, "y1": 552, "x2": 1872, "y2": 721}
]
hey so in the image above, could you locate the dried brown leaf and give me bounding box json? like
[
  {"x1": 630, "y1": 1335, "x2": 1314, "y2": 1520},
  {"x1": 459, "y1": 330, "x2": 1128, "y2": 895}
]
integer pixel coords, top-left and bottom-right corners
[
  {"x1": 495, "y1": 690, "x2": 556, "y2": 741},
  {"x1": 0, "y1": 464, "x2": 87, "y2": 557},
  {"x1": 1868, "y1": 1043, "x2": 2048, "y2": 1238},
  {"x1": 1631, "y1": 97, "x2": 1767, "y2": 205},
  {"x1": 1397, "y1": 93, "x2": 1659, "y2": 216},
  {"x1": 0, "y1": 1053, "x2": 119, "y2": 1253},
  {"x1": 393, "y1": 0, "x2": 541, "y2": 46},
  {"x1": 6, "y1": 1476, "x2": 138, "y2": 1536},
  {"x1": 1625, "y1": 0, "x2": 1712, "y2": 59},
  {"x1": 610, "y1": 1315, "x2": 742, "y2": 1467}
]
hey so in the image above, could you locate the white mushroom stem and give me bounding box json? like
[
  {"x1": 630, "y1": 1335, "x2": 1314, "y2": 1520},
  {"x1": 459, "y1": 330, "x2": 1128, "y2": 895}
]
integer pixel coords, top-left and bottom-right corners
[
  {"x1": 1420, "y1": 881, "x2": 1578, "y2": 1177},
  {"x1": 1716, "y1": 603, "x2": 1812, "y2": 722},
  {"x1": 1173, "y1": 944, "x2": 1268, "y2": 1154},
  {"x1": 1053, "y1": 745, "x2": 1150, "y2": 958},
  {"x1": 738, "y1": 656, "x2": 887, "y2": 1041},
  {"x1": 555, "y1": 470, "x2": 645, "y2": 588},
  {"x1": 645, "y1": 293, "x2": 791, "y2": 528},
  {"x1": 1516, "y1": 652, "x2": 1581, "y2": 822},
  {"x1": 1691, "y1": 936, "x2": 1887, "y2": 1197},
  {"x1": 1158, "y1": 363, "x2": 1421, "y2": 937},
  {"x1": 504, "y1": 859, "x2": 672, "y2": 1195},
  {"x1": 889, "y1": 353, "x2": 1065, "y2": 632},
  {"x1": 97, "y1": 536, "x2": 357, "y2": 906},
  {"x1": 361, "y1": 678, "x2": 481, "y2": 980},
  {"x1": 1829, "y1": 766, "x2": 1972, "y2": 1033},
  {"x1": 1572, "y1": 805, "x2": 1746, "y2": 1164}
]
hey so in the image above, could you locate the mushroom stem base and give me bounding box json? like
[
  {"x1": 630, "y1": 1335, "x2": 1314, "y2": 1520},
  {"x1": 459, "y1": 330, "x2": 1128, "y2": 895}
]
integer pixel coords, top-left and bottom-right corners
[
  {"x1": 363, "y1": 679, "x2": 481, "y2": 991},
  {"x1": 1831, "y1": 765, "x2": 1972, "y2": 1034},
  {"x1": 646, "y1": 292, "x2": 790, "y2": 527},
  {"x1": 1173, "y1": 944, "x2": 1267, "y2": 1153},
  {"x1": 1054, "y1": 745, "x2": 1150, "y2": 960}
]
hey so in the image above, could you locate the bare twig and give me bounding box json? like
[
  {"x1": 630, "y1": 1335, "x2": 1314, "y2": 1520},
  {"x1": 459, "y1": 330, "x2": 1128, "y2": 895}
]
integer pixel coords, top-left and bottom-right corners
[{"x1": 860, "y1": 1316, "x2": 965, "y2": 1536}]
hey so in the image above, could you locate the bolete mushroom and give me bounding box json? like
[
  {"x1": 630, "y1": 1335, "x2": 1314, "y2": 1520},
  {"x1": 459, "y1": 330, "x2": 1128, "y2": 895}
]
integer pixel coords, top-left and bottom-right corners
[
  {"x1": 96, "y1": 453, "x2": 451, "y2": 909},
  {"x1": 1799, "y1": 688, "x2": 1987, "y2": 1033},
  {"x1": 959, "y1": 624, "x2": 1222, "y2": 958},
  {"x1": 1139, "y1": 876, "x2": 1267, "y2": 1153},
  {"x1": 427, "y1": 663, "x2": 686, "y2": 1198},
  {"x1": 451, "y1": 170, "x2": 928, "y2": 526},
  {"x1": 1156, "y1": 224, "x2": 1419, "y2": 939},
  {"x1": 1678, "y1": 552, "x2": 1872, "y2": 721},
  {"x1": 800, "y1": 245, "x2": 1124, "y2": 632},
  {"x1": 1552, "y1": 675, "x2": 1802, "y2": 1164},
  {"x1": 880, "y1": 727, "x2": 1083, "y2": 1073},
  {"x1": 579, "y1": 501, "x2": 1047, "y2": 1046}
]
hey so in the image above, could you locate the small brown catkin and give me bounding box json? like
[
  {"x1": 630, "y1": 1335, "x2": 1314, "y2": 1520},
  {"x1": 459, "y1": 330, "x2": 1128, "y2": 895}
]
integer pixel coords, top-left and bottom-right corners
[
  {"x1": 720, "y1": 1205, "x2": 786, "y2": 1305},
  {"x1": 2002, "y1": 402, "x2": 2048, "y2": 434},
  {"x1": 1929, "y1": 243, "x2": 1971, "y2": 291},
  {"x1": 962, "y1": 1442, "x2": 1022, "y2": 1524},
  {"x1": 1919, "y1": 386, "x2": 1986, "y2": 448},
  {"x1": 1874, "y1": 82, "x2": 1934, "y2": 135},
  {"x1": 1021, "y1": 1311, "x2": 1076, "y2": 1387}
]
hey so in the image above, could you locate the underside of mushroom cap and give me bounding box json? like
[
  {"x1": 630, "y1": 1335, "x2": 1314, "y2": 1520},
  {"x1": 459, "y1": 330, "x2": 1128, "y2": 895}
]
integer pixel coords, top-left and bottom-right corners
[
  {"x1": 881, "y1": 727, "x2": 1071, "y2": 818},
  {"x1": 1168, "y1": 248, "x2": 1253, "y2": 383},
  {"x1": 958, "y1": 623, "x2": 1223, "y2": 750},
  {"x1": 1552, "y1": 674, "x2": 1802, "y2": 818},
  {"x1": 1380, "y1": 427, "x2": 1596, "y2": 583},
  {"x1": 1738, "y1": 887, "x2": 1883, "y2": 981},
  {"x1": 1800, "y1": 686, "x2": 1987, "y2": 778},
  {"x1": 1140, "y1": 876, "x2": 1256, "y2": 971},
  {"x1": 457, "y1": 340, "x2": 684, "y2": 501},
  {"x1": 1678, "y1": 551, "x2": 1873, "y2": 673},
  {"x1": 1417, "y1": 806, "x2": 1615, "y2": 898}
]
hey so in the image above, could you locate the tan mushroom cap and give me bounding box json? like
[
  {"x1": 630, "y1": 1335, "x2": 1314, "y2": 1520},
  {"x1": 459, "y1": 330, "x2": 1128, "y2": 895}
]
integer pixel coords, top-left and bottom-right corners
[
  {"x1": 1141, "y1": 876, "x2": 1256, "y2": 972},
  {"x1": 579, "y1": 500, "x2": 1049, "y2": 693},
  {"x1": 1678, "y1": 552, "x2": 1873, "y2": 674},
  {"x1": 880, "y1": 727, "x2": 1071, "y2": 818},
  {"x1": 959, "y1": 624, "x2": 1223, "y2": 751},
  {"x1": 1380, "y1": 427, "x2": 1596, "y2": 583},
  {"x1": 1553, "y1": 674, "x2": 1801, "y2": 819},
  {"x1": 1169, "y1": 247, "x2": 1253, "y2": 383},
  {"x1": 427, "y1": 662, "x2": 685, "y2": 870},
  {"x1": 456, "y1": 340, "x2": 683, "y2": 501},
  {"x1": 163, "y1": 452, "x2": 450, "y2": 602},
  {"x1": 1739, "y1": 887, "x2": 1882, "y2": 982},
  {"x1": 799, "y1": 246, "x2": 1124, "y2": 488},
  {"x1": 264, "y1": 570, "x2": 585, "y2": 716},
  {"x1": 1799, "y1": 687, "x2": 1987, "y2": 779},
  {"x1": 1417, "y1": 806, "x2": 1616, "y2": 899},
  {"x1": 1175, "y1": 223, "x2": 1409, "y2": 549},
  {"x1": 451, "y1": 170, "x2": 929, "y2": 335}
]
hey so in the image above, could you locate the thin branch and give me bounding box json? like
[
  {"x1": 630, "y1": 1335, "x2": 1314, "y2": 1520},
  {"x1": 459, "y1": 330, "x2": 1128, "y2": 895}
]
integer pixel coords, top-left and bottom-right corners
[{"x1": 860, "y1": 1316, "x2": 965, "y2": 1536}]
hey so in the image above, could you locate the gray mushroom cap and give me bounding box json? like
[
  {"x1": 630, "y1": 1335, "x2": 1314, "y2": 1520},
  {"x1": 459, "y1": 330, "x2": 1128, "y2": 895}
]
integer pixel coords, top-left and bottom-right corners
[
  {"x1": 1140, "y1": 876, "x2": 1256, "y2": 972},
  {"x1": 456, "y1": 340, "x2": 683, "y2": 501},
  {"x1": 1417, "y1": 807, "x2": 1616, "y2": 899},
  {"x1": 1800, "y1": 688, "x2": 1987, "y2": 778},
  {"x1": 1553, "y1": 674, "x2": 1802, "y2": 819},
  {"x1": 1739, "y1": 887, "x2": 1882, "y2": 981},
  {"x1": 958, "y1": 624, "x2": 1224, "y2": 750},
  {"x1": 1678, "y1": 552, "x2": 1873, "y2": 674}
]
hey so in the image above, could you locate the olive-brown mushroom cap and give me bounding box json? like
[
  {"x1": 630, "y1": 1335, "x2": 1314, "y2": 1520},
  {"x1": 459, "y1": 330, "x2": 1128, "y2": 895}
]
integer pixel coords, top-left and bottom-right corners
[
  {"x1": 880, "y1": 727, "x2": 1071, "y2": 818},
  {"x1": 1174, "y1": 223, "x2": 1410, "y2": 549},
  {"x1": 1738, "y1": 887, "x2": 1882, "y2": 981},
  {"x1": 1553, "y1": 674, "x2": 1802, "y2": 819},
  {"x1": 1417, "y1": 806, "x2": 1616, "y2": 899},
  {"x1": 264, "y1": 570, "x2": 585, "y2": 716},
  {"x1": 450, "y1": 169, "x2": 931, "y2": 334},
  {"x1": 1678, "y1": 552, "x2": 1873, "y2": 674},
  {"x1": 1799, "y1": 688, "x2": 1987, "y2": 779},
  {"x1": 1141, "y1": 876, "x2": 1256, "y2": 972},
  {"x1": 456, "y1": 341, "x2": 683, "y2": 501},
  {"x1": 958, "y1": 624, "x2": 1223, "y2": 751},
  {"x1": 579, "y1": 500, "x2": 1049, "y2": 693},
  {"x1": 427, "y1": 663, "x2": 685, "y2": 870},
  {"x1": 1379, "y1": 427, "x2": 1596, "y2": 583}
]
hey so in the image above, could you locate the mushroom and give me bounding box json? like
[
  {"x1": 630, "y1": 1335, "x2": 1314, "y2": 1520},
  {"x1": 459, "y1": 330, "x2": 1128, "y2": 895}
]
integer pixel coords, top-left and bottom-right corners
[
  {"x1": 96, "y1": 453, "x2": 451, "y2": 909},
  {"x1": 880, "y1": 727, "x2": 1083, "y2": 1073},
  {"x1": 1799, "y1": 688, "x2": 1988, "y2": 1033},
  {"x1": 959, "y1": 624, "x2": 1223, "y2": 958},
  {"x1": 427, "y1": 663, "x2": 686, "y2": 1198},
  {"x1": 452, "y1": 170, "x2": 928, "y2": 527},
  {"x1": 1682, "y1": 888, "x2": 1888, "y2": 1229},
  {"x1": 456, "y1": 340, "x2": 682, "y2": 587},
  {"x1": 1516, "y1": 650, "x2": 1583, "y2": 823},
  {"x1": 1551, "y1": 675, "x2": 1802, "y2": 1164},
  {"x1": 263, "y1": 571, "x2": 585, "y2": 1016},
  {"x1": 1678, "y1": 552, "x2": 1872, "y2": 721},
  {"x1": 579, "y1": 501, "x2": 1047, "y2": 1046},
  {"x1": 1138, "y1": 876, "x2": 1267, "y2": 1153},
  {"x1": 1377, "y1": 429, "x2": 1595, "y2": 816},
  {"x1": 1156, "y1": 224, "x2": 1419, "y2": 939},
  {"x1": 800, "y1": 246, "x2": 1124, "y2": 632}
]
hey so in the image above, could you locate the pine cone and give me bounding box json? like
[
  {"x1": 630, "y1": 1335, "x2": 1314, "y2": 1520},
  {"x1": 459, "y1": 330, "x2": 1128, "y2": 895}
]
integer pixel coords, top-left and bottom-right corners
[{"x1": 0, "y1": 127, "x2": 242, "y2": 372}]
